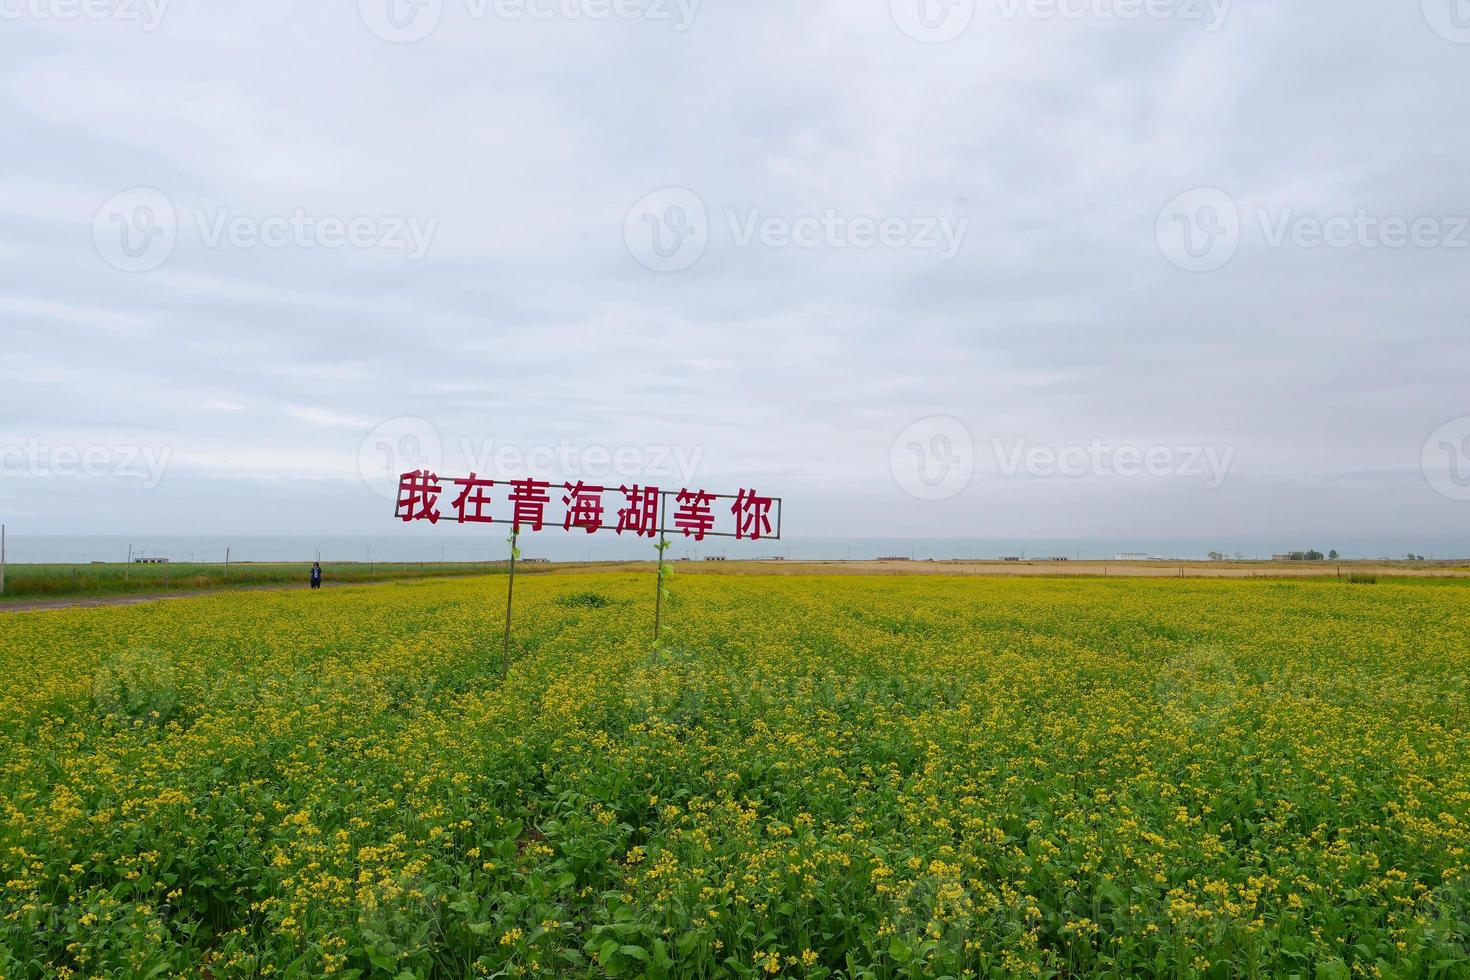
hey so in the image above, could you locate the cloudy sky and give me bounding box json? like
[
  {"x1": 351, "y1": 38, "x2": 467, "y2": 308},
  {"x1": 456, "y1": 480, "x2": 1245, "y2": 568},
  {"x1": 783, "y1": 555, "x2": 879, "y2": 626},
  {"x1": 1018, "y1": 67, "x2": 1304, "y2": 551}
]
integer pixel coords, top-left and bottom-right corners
[{"x1": 2, "y1": 0, "x2": 1469, "y2": 551}]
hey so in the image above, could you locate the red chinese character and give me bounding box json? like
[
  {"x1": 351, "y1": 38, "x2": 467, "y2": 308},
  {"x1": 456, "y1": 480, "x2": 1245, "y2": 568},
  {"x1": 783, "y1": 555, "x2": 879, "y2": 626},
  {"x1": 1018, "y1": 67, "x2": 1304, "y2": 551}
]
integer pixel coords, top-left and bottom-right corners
[
  {"x1": 396, "y1": 470, "x2": 443, "y2": 524},
  {"x1": 562, "y1": 481, "x2": 606, "y2": 533},
  {"x1": 616, "y1": 485, "x2": 661, "y2": 538},
  {"x1": 451, "y1": 474, "x2": 496, "y2": 524},
  {"x1": 672, "y1": 488, "x2": 716, "y2": 541},
  {"x1": 731, "y1": 488, "x2": 774, "y2": 540},
  {"x1": 506, "y1": 478, "x2": 551, "y2": 531}
]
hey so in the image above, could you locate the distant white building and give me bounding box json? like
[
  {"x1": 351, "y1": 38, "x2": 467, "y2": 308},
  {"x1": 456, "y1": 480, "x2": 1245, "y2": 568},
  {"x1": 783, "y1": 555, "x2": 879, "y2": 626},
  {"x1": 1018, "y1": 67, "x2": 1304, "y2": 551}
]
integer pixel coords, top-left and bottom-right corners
[{"x1": 1114, "y1": 552, "x2": 1152, "y2": 561}]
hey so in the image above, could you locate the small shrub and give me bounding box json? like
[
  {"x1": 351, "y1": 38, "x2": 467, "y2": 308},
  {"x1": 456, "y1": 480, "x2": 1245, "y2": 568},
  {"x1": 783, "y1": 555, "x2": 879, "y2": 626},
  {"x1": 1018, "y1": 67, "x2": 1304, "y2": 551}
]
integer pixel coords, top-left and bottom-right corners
[{"x1": 557, "y1": 591, "x2": 613, "y2": 609}]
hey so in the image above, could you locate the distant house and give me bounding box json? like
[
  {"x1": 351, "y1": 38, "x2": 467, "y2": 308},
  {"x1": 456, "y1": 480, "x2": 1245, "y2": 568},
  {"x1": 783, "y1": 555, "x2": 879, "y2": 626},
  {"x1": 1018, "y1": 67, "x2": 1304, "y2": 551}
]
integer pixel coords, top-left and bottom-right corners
[
  {"x1": 1001, "y1": 556, "x2": 1022, "y2": 563},
  {"x1": 704, "y1": 556, "x2": 727, "y2": 562},
  {"x1": 1274, "y1": 551, "x2": 1324, "y2": 562}
]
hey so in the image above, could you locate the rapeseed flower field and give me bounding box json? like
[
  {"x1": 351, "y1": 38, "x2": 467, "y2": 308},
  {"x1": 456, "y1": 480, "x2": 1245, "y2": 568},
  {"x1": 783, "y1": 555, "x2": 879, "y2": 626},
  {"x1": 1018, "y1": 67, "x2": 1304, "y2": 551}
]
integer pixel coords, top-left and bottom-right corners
[{"x1": 2, "y1": 574, "x2": 1468, "y2": 978}]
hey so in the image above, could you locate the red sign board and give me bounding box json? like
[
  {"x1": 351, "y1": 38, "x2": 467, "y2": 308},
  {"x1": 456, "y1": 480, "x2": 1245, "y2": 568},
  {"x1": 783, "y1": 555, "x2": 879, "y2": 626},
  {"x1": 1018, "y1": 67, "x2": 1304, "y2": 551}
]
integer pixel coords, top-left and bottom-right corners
[{"x1": 395, "y1": 471, "x2": 781, "y2": 541}]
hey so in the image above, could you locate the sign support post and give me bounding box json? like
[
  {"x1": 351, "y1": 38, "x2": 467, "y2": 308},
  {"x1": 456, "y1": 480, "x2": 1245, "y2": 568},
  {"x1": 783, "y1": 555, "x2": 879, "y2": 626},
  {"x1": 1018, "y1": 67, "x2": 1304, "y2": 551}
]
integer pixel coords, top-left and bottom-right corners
[
  {"x1": 502, "y1": 528, "x2": 518, "y2": 681},
  {"x1": 654, "y1": 533, "x2": 669, "y2": 643},
  {"x1": 654, "y1": 493, "x2": 670, "y2": 643}
]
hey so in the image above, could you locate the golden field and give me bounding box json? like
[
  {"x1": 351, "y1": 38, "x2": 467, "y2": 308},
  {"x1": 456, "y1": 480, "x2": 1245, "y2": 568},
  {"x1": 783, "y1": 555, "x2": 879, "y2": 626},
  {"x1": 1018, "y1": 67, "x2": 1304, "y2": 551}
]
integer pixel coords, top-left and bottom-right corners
[{"x1": 2, "y1": 573, "x2": 1468, "y2": 978}]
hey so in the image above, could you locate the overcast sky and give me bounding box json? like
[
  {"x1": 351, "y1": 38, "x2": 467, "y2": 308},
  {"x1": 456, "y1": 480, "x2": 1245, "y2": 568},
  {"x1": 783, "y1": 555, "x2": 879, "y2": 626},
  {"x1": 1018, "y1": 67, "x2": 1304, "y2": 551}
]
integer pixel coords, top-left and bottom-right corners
[{"x1": 2, "y1": 0, "x2": 1469, "y2": 547}]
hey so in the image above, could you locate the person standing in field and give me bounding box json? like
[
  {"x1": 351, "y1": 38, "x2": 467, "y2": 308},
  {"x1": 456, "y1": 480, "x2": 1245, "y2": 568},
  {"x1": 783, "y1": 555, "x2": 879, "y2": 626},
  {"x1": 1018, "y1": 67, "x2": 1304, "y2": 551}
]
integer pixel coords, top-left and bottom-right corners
[{"x1": 310, "y1": 562, "x2": 322, "y2": 590}]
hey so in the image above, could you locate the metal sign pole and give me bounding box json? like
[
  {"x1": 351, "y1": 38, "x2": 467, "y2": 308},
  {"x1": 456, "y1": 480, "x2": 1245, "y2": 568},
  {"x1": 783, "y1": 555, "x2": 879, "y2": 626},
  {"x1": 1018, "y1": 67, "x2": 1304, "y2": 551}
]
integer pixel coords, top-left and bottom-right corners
[
  {"x1": 502, "y1": 528, "x2": 518, "y2": 681},
  {"x1": 654, "y1": 533, "x2": 669, "y2": 642},
  {"x1": 654, "y1": 494, "x2": 669, "y2": 642}
]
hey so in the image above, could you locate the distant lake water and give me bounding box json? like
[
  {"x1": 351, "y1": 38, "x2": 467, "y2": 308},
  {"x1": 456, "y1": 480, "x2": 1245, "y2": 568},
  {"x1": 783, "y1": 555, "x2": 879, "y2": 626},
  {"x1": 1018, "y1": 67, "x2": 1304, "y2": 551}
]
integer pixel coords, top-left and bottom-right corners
[{"x1": 4, "y1": 535, "x2": 1467, "y2": 565}]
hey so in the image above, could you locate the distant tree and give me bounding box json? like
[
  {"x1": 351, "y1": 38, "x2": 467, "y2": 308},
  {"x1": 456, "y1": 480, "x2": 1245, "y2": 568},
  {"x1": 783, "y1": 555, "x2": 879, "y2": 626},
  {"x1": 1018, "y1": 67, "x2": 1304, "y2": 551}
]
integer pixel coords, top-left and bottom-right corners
[
  {"x1": 1208, "y1": 551, "x2": 1225, "y2": 561},
  {"x1": 1328, "y1": 550, "x2": 1339, "y2": 560}
]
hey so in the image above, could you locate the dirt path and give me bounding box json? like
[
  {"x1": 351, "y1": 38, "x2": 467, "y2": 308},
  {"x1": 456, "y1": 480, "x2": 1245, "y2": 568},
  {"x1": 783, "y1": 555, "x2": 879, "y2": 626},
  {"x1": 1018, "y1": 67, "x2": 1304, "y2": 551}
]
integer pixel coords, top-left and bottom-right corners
[
  {"x1": 0, "y1": 581, "x2": 379, "y2": 614},
  {"x1": 4, "y1": 560, "x2": 1465, "y2": 614}
]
